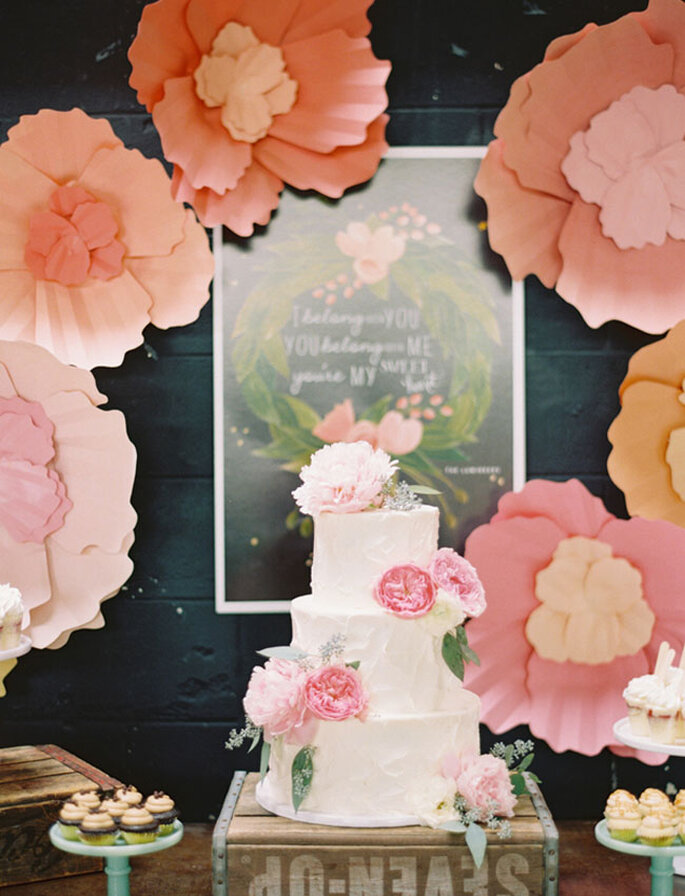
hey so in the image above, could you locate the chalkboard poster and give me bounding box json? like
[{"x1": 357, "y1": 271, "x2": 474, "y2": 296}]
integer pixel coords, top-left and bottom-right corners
[{"x1": 214, "y1": 149, "x2": 525, "y2": 612}]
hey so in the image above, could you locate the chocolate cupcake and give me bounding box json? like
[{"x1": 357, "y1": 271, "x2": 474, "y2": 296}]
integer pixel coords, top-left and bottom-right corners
[
  {"x1": 114, "y1": 785, "x2": 143, "y2": 807},
  {"x1": 57, "y1": 801, "x2": 88, "y2": 841},
  {"x1": 144, "y1": 792, "x2": 179, "y2": 836},
  {"x1": 78, "y1": 810, "x2": 118, "y2": 845},
  {"x1": 99, "y1": 798, "x2": 129, "y2": 824},
  {"x1": 118, "y1": 805, "x2": 159, "y2": 844},
  {"x1": 70, "y1": 790, "x2": 101, "y2": 811}
]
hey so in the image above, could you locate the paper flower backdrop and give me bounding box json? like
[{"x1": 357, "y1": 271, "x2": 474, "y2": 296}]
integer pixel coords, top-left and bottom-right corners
[
  {"x1": 608, "y1": 321, "x2": 685, "y2": 527},
  {"x1": 463, "y1": 479, "x2": 685, "y2": 763},
  {"x1": 475, "y1": 0, "x2": 685, "y2": 334},
  {"x1": 128, "y1": 0, "x2": 391, "y2": 236},
  {"x1": 0, "y1": 340, "x2": 136, "y2": 693},
  {"x1": 0, "y1": 108, "x2": 214, "y2": 369}
]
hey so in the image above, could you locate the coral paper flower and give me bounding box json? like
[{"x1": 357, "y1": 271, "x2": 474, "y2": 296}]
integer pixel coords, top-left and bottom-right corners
[
  {"x1": 475, "y1": 0, "x2": 685, "y2": 334},
  {"x1": 128, "y1": 0, "x2": 391, "y2": 236},
  {"x1": 313, "y1": 399, "x2": 423, "y2": 456},
  {"x1": 0, "y1": 340, "x2": 136, "y2": 687},
  {"x1": 463, "y1": 479, "x2": 685, "y2": 762},
  {"x1": 0, "y1": 108, "x2": 214, "y2": 369},
  {"x1": 608, "y1": 320, "x2": 685, "y2": 528}
]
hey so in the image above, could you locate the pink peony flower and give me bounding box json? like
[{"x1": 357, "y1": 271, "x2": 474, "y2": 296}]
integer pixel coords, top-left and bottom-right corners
[
  {"x1": 429, "y1": 548, "x2": 486, "y2": 618},
  {"x1": 335, "y1": 221, "x2": 406, "y2": 284},
  {"x1": 455, "y1": 753, "x2": 516, "y2": 819},
  {"x1": 292, "y1": 441, "x2": 397, "y2": 516},
  {"x1": 304, "y1": 664, "x2": 368, "y2": 721},
  {"x1": 243, "y1": 658, "x2": 315, "y2": 743},
  {"x1": 374, "y1": 563, "x2": 437, "y2": 618},
  {"x1": 313, "y1": 399, "x2": 423, "y2": 456}
]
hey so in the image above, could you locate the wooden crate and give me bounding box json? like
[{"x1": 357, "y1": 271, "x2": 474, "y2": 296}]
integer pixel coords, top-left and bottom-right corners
[
  {"x1": 0, "y1": 744, "x2": 122, "y2": 887},
  {"x1": 213, "y1": 772, "x2": 558, "y2": 896}
]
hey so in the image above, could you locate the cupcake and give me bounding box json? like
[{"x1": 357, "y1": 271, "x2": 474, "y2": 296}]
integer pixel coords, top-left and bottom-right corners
[
  {"x1": 606, "y1": 805, "x2": 642, "y2": 842},
  {"x1": 118, "y1": 805, "x2": 159, "y2": 844},
  {"x1": 115, "y1": 785, "x2": 143, "y2": 806},
  {"x1": 637, "y1": 812, "x2": 677, "y2": 847},
  {"x1": 57, "y1": 801, "x2": 88, "y2": 841},
  {"x1": 639, "y1": 788, "x2": 672, "y2": 817},
  {"x1": 623, "y1": 674, "x2": 659, "y2": 737},
  {"x1": 0, "y1": 584, "x2": 23, "y2": 651},
  {"x1": 78, "y1": 810, "x2": 118, "y2": 846},
  {"x1": 604, "y1": 789, "x2": 639, "y2": 817},
  {"x1": 648, "y1": 684, "x2": 680, "y2": 744},
  {"x1": 144, "y1": 792, "x2": 179, "y2": 836},
  {"x1": 99, "y1": 798, "x2": 129, "y2": 824},
  {"x1": 71, "y1": 790, "x2": 102, "y2": 811},
  {"x1": 674, "y1": 790, "x2": 685, "y2": 818}
]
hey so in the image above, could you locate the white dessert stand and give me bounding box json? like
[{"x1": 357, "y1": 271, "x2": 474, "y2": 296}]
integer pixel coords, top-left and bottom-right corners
[
  {"x1": 49, "y1": 821, "x2": 183, "y2": 896},
  {"x1": 0, "y1": 635, "x2": 31, "y2": 661}
]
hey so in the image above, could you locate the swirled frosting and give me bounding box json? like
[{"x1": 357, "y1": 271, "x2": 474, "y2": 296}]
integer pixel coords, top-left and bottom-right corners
[
  {"x1": 79, "y1": 811, "x2": 116, "y2": 833},
  {"x1": 0, "y1": 584, "x2": 23, "y2": 621},
  {"x1": 71, "y1": 790, "x2": 101, "y2": 810},
  {"x1": 119, "y1": 805, "x2": 157, "y2": 830},
  {"x1": 59, "y1": 801, "x2": 87, "y2": 823},
  {"x1": 145, "y1": 792, "x2": 175, "y2": 814}
]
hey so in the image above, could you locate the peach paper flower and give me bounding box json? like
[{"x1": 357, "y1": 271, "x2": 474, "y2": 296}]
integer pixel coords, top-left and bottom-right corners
[
  {"x1": 0, "y1": 340, "x2": 136, "y2": 692},
  {"x1": 0, "y1": 108, "x2": 214, "y2": 369},
  {"x1": 608, "y1": 320, "x2": 685, "y2": 528},
  {"x1": 335, "y1": 222, "x2": 406, "y2": 284},
  {"x1": 475, "y1": 0, "x2": 685, "y2": 334},
  {"x1": 128, "y1": 0, "x2": 391, "y2": 236},
  {"x1": 463, "y1": 479, "x2": 685, "y2": 762},
  {"x1": 313, "y1": 399, "x2": 423, "y2": 456}
]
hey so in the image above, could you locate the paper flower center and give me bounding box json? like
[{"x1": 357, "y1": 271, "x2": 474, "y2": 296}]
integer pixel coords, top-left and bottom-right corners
[
  {"x1": 24, "y1": 185, "x2": 125, "y2": 286},
  {"x1": 525, "y1": 535, "x2": 654, "y2": 665},
  {"x1": 193, "y1": 22, "x2": 298, "y2": 144},
  {"x1": 561, "y1": 84, "x2": 685, "y2": 250}
]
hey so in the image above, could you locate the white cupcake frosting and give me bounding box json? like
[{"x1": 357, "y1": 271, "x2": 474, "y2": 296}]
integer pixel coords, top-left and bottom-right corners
[
  {"x1": 650, "y1": 684, "x2": 681, "y2": 716},
  {"x1": 623, "y1": 674, "x2": 661, "y2": 708},
  {"x1": 0, "y1": 584, "x2": 23, "y2": 621}
]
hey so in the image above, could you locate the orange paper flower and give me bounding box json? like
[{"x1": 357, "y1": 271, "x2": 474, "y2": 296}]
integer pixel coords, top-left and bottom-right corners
[
  {"x1": 608, "y1": 321, "x2": 685, "y2": 527},
  {"x1": 128, "y1": 0, "x2": 391, "y2": 236},
  {"x1": 0, "y1": 108, "x2": 214, "y2": 369},
  {"x1": 0, "y1": 340, "x2": 136, "y2": 691},
  {"x1": 475, "y1": 0, "x2": 685, "y2": 334}
]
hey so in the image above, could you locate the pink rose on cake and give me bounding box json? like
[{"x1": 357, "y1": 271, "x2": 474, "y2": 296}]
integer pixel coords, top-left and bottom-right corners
[
  {"x1": 292, "y1": 442, "x2": 397, "y2": 516},
  {"x1": 243, "y1": 658, "x2": 316, "y2": 745},
  {"x1": 454, "y1": 753, "x2": 517, "y2": 820},
  {"x1": 429, "y1": 549, "x2": 486, "y2": 618},
  {"x1": 304, "y1": 664, "x2": 368, "y2": 721},
  {"x1": 374, "y1": 564, "x2": 437, "y2": 618}
]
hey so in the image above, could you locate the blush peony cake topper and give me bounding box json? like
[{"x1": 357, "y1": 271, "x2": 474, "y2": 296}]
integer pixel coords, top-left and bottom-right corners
[
  {"x1": 0, "y1": 107, "x2": 214, "y2": 369},
  {"x1": 475, "y1": 0, "x2": 685, "y2": 334},
  {"x1": 463, "y1": 478, "x2": 685, "y2": 764},
  {"x1": 128, "y1": 0, "x2": 391, "y2": 236}
]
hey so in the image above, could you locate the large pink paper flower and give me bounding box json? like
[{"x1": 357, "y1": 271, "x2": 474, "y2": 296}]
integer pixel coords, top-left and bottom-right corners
[
  {"x1": 128, "y1": 0, "x2": 391, "y2": 237},
  {"x1": 475, "y1": 0, "x2": 685, "y2": 334},
  {"x1": 0, "y1": 108, "x2": 214, "y2": 369},
  {"x1": 243, "y1": 657, "x2": 316, "y2": 744},
  {"x1": 463, "y1": 479, "x2": 685, "y2": 762},
  {"x1": 304, "y1": 664, "x2": 368, "y2": 721},
  {"x1": 0, "y1": 341, "x2": 136, "y2": 680},
  {"x1": 313, "y1": 399, "x2": 423, "y2": 456}
]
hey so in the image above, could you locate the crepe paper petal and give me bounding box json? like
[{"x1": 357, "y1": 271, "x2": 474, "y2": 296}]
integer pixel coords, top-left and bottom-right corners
[
  {"x1": 0, "y1": 340, "x2": 136, "y2": 665},
  {"x1": 464, "y1": 478, "x2": 685, "y2": 759},
  {"x1": 0, "y1": 108, "x2": 213, "y2": 369},
  {"x1": 128, "y1": 0, "x2": 390, "y2": 234},
  {"x1": 476, "y1": 0, "x2": 685, "y2": 334}
]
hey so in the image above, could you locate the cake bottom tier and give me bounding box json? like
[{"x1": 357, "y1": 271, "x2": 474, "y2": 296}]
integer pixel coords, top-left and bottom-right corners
[{"x1": 258, "y1": 693, "x2": 480, "y2": 827}]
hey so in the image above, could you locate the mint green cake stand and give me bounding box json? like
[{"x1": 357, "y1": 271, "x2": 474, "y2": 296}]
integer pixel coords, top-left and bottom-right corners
[
  {"x1": 595, "y1": 819, "x2": 685, "y2": 896},
  {"x1": 49, "y1": 821, "x2": 183, "y2": 896}
]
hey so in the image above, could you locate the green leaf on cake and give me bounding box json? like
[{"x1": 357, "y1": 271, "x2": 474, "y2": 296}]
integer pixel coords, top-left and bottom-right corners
[
  {"x1": 346, "y1": 660, "x2": 361, "y2": 670},
  {"x1": 257, "y1": 645, "x2": 308, "y2": 661},
  {"x1": 248, "y1": 727, "x2": 261, "y2": 753},
  {"x1": 439, "y1": 819, "x2": 467, "y2": 833},
  {"x1": 260, "y1": 740, "x2": 271, "y2": 781},
  {"x1": 408, "y1": 485, "x2": 442, "y2": 495},
  {"x1": 442, "y1": 630, "x2": 465, "y2": 680},
  {"x1": 465, "y1": 821, "x2": 488, "y2": 868},
  {"x1": 292, "y1": 746, "x2": 315, "y2": 811}
]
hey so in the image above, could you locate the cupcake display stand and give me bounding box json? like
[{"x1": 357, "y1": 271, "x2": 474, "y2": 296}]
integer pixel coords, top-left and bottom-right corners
[
  {"x1": 0, "y1": 634, "x2": 31, "y2": 661},
  {"x1": 594, "y1": 718, "x2": 685, "y2": 896},
  {"x1": 49, "y1": 821, "x2": 183, "y2": 896}
]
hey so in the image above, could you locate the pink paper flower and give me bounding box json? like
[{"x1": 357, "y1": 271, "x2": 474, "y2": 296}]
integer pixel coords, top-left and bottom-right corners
[
  {"x1": 292, "y1": 441, "x2": 397, "y2": 516},
  {"x1": 429, "y1": 548, "x2": 486, "y2": 618},
  {"x1": 464, "y1": 479, "x2": 685, "y2": 762},
  {"x1": 455, "y1": 753, "x2": 517, "y2": 820},
  {"x1": 304, "y1": 664, "x2": 368, "y2": 722},
  {"x1": 0, "y1": 341, "x2": 136, "y2": 677},
  {"x1": 313, "y1": 399, "x2": 423, "y2": 456},
  {"x1": 0, "y1": 108, "x2": 214, "y2": 369},
  {"x1": 243, "y1": 657, "x2": 316, "y2": 744},
  {"x1": 374, "y1": 564, "x2": 437, "y2": 618},
  {"x1": 335, "y1": 222, "x2": 406, "y2": 284},
  {"x1": 475, "y1": 0, "x2": 685, "y2": 334},
  {"x1": 128, "y1": 0, "x2": 390, "y2": 237}
]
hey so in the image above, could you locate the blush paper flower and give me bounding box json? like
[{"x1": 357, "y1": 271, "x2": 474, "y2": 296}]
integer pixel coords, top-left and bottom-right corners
[
  {"x1": 0, "y1": 340, "x2": 136, "y2": 690},
  {"x1": 128, "y1": 0, "x2": 391, "y2": 236},
  {"x1": 475, "y1": 0, "x2": 685, "y2": 334},
  {"x1": 313, "y1": 399, "x2": 423, "y2": 456},
  {"x1": 463, "y1": 479, "x2": 685, "y2": 762},
  {"x1": 608, "y1": 320, "x2": 685, "y2": 528},
  {"x1": 0, "y1": 108, "x2": 214, "y2": 369}
]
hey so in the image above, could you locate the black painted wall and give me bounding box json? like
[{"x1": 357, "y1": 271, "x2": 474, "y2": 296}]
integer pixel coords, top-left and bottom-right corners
[{"x1": 0, "y1": 0, "x2": 676, "y2": 822}]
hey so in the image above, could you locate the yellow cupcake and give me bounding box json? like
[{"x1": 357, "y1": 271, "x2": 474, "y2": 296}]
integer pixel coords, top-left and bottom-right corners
[
  {"x1": 78, "y1": 811, "x2": 118, "y2": 846},
  {"x1": 638, "y1": 813, "x2": 677, "y2": 847},
  {"x1": 606, "y1": 805, "x2": 641, "y2": 842},
  {"x1": 57, "y1": 801, "x2": 88, "y2": 841},
  {"x1": 605, "y1": 789, "x2": 639, "y2": 818},
  {"x1": 118, "y1": 805, "x2": 159, "y2": 844},
  {"x1": 144, "y1": 792, "x2": 179, "y2": 836},
  {"x1": 638, "y1": 788, "x2": 671, "y2": 817}
]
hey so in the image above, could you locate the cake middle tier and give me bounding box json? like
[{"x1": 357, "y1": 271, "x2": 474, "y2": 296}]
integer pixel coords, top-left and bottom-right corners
[{"x1": 291, "y1": 594, "x2": 466, "y2": 713}]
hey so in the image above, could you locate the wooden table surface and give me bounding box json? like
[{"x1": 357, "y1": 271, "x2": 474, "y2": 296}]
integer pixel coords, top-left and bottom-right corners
[{"x1": 4, "y1": 821, "x2": 685, "y2": 895}]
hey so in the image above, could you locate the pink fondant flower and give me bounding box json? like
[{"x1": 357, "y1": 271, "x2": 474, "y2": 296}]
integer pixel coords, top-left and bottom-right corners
[
  {"x1": 304, "y1": 664, "x2": 368, "y2": 721},
  {"x1": 128, "y1": 0, "x2": 390, "y2": 237},
  {"x1": 0, "y1": 341, "x2": 136, "y2": 675},
  {"x1": 243, "y1": 657, "x2": 315, "y2": 744},
  {"x1": 313, "y1": 399, "x2": 423, "y2": 456},
  {"x1": 292, "y1": 441, "x2": 397, "y2": 516},
  {"x1": 475, "y1": 0, "x2": 685, "y2": 334},
  {"x1": 429, "y1": 548, "x2": 486, "y2": 618},
  {"x1": 335, "y1": 221, "x2": 406, "y2": 284},
  {"x1": 455, "y1": 754, "x2": 517, "y2": 820},
  {"x1": 374, "y1": 564, "x2": 437, "y2": 619},
  {"x1": 464, "y1": 479, "x2": 685, "y2": 762},
  {"x1": 0, "y1": 108, "x2": 214, "y2": 369}
]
